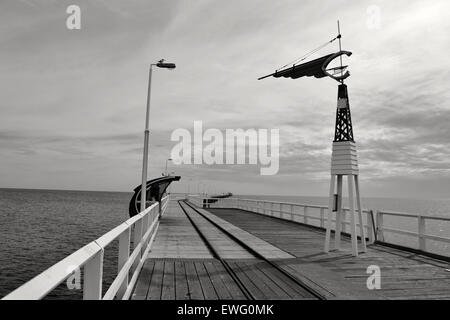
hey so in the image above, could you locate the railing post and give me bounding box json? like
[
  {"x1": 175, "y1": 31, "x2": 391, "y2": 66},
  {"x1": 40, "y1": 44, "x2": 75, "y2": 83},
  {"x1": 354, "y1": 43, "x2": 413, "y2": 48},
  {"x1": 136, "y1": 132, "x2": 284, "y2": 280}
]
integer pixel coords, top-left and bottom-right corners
[
  {"x1": 117, "y1": 228, "x2": 131, "y2": 298},
  {"x1": 320, "y1": 208, "x2": 325, "y2": 228},
  {"x1": 158, "y1": 200, "x2": 162, "y2": 217},
  {"x1": 376, "y1": 211, "x2": 384, "y2": 242},
  {"x1": 418, "y1": 216, "x2": 426, "y2": 251},
  {"x1": 367, "y1": 210, "x2": 374, "y2": 244},
  {"x1": 83, "y1": 249, "x2": 104, "y2": 300}
]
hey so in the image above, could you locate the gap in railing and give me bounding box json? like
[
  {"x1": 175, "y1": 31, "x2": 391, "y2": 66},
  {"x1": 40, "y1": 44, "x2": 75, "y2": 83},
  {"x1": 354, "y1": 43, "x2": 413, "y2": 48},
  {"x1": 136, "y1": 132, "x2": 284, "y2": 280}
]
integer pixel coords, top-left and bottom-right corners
[
  {"x1": 102, "y1": 242, "x2": 120, "y2": 298},
  {"x1": 426, "y1": 219, "x2": 450, "y2": 255},
  {"x1": 43, "y1": 220, "x2": 143, "y2": 300},
  {"x1": 382, "y1": 215, "x2": 449, "y2": 256}
]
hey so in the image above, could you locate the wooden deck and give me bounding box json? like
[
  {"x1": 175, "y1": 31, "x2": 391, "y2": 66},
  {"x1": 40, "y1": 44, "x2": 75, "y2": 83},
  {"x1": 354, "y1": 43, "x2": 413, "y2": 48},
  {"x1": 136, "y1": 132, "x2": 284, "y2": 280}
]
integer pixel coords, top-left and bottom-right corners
[
  {"x1": 148, "y1": 201, "x2": 213, "y2": 259},
  {"x1": 209, "y1": 208, "x2": 450, "y2": 300},
  {"x1": 179, "y1": 201, "x2": 255, "y2": 259},
  {"x1": 132, "y1": 259, "x2": 315, "y2": 300},
  {"x1": 131, "y1": 200, "x2": 450, "y2": 300}
]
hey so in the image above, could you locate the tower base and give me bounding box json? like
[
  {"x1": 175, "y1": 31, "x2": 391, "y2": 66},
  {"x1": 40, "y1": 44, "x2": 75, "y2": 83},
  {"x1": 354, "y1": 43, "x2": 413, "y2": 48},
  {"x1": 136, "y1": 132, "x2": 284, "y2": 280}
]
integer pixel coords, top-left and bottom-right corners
[{"x1": 324, "y1": 142, "x2": 367, "y2": 257}]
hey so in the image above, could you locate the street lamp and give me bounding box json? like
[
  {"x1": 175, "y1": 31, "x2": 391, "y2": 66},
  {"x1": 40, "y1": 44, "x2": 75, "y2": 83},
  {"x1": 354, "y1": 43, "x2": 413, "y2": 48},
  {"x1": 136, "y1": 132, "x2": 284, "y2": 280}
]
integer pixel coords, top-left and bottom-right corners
[
  {"x1": 140, "y1": 59, "x2": 176, "y2": 213},
  {"x1": 165, "y1": 158, "x2": 172, "y2": 176}
]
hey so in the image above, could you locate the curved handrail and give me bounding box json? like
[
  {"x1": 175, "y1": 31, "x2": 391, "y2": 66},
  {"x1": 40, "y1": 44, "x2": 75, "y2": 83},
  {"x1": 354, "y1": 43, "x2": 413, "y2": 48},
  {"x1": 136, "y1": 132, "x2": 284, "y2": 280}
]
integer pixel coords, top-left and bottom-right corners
[{"x1": 2, "y1": 195, "x2": 170, "y2": 300}]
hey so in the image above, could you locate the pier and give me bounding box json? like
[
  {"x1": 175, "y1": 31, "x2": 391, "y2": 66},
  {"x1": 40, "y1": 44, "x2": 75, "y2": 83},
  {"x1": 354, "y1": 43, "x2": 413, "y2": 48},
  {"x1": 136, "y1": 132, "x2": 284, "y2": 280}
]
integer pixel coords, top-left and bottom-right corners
[{"x1": 4, "y1": 195, "x2": 449, "y2": 300}]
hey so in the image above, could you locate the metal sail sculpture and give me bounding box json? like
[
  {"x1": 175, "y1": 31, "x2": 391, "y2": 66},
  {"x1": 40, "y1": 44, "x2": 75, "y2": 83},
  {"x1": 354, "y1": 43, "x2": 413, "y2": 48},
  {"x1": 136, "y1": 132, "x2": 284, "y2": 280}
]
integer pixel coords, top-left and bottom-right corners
[{"x1": 259, "y1": 22, "x2": 367, "y2": 257}]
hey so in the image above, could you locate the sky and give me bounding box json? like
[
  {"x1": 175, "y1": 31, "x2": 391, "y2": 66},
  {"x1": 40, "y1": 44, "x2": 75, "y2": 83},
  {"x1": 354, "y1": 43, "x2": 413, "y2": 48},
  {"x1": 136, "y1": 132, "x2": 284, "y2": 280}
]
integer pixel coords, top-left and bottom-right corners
[{"x1": 1, "y1": 0, "x2": 449, "y2": 199}]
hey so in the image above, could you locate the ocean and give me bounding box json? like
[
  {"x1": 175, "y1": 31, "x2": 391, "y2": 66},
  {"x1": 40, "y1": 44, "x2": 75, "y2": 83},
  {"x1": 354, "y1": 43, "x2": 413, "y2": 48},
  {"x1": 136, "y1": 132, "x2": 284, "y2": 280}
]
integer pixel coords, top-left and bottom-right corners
[
  {"x1": 0, "y1": 189, "x2": 449, "y2": 299},
  {"x1": 0, "y1": 188, "x2": 130, "y2": 299}
]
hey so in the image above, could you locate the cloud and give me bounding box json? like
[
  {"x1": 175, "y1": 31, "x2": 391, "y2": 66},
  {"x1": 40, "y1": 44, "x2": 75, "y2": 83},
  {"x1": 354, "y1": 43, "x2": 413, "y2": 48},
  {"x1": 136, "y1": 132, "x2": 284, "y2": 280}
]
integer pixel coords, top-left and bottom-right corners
[{"x1": 1, "y1": 0, "x2": 450, "y2": 198}]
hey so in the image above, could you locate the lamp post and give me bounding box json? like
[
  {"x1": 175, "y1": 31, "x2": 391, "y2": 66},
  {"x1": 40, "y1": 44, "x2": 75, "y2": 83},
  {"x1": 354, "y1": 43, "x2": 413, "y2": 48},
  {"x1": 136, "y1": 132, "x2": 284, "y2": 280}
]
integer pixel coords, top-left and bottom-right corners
[
  {"x1": 165, "y1": 158, "x2": 172, "y2": 176},
  {"x1": 140, "y1": 59, "x2": 176, "y2": 213}
]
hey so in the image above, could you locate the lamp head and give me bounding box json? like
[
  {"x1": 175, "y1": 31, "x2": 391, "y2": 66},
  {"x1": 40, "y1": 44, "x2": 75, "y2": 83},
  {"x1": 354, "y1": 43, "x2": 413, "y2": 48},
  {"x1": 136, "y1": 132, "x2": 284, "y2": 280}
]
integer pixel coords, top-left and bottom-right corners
[{"x1": 156, "y1": 59, "x2": 176, "y2": 69}]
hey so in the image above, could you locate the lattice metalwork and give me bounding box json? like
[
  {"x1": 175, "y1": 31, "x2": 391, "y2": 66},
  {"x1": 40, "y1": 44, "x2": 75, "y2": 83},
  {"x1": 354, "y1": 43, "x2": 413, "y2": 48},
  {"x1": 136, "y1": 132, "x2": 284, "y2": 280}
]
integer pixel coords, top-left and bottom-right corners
[{"x1": 334, "y1": 84, "x2": 354, "y2": 142}]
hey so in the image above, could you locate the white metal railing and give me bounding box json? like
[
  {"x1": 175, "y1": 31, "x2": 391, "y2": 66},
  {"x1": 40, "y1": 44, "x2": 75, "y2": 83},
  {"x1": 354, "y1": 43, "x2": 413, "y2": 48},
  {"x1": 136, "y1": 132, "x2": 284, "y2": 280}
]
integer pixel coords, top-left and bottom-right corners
[
  {"x1": 187, "y1": 196, "x2": 450, "y2": 256},
  {"x1": 2, "y1": 195, "x2": 169, "y2": 300},
  {"x1": 376, "y1": 210, "x2": 450, "y2": 253},
  {"x1": 187, "y1": 196, "x2": 376, "y2": 243}
]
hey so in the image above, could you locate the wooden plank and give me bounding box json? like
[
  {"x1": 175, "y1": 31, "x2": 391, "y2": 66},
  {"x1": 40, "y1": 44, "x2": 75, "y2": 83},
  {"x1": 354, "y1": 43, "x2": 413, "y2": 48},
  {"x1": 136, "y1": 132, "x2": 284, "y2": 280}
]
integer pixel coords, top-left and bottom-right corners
[
  {"x1": 213, "y1": 261, "x2": 246, "y2": 300},
  {"x1": 227, "y1": 261, "x2": 267, "y2": 299},
  {"x1": 175, "y1": 261, "x2": 190, "y2": 300},
  {"x1": 203, "y1": 260, "x2": 232, "y2": 300},
  {"x1": 254, "y1": 261, "x2": 314, "y2": 299},
  {"x1": 161, "y1": 260, "x2": 175, "y2": 300},
  {"x1": 194, "y1": 261, "x2": 218, "y2": 300},
  {"x1": 149, "y1": 202, "x2": 213, "y2": 259},
  {"x1": 236, "y1": 261, "x2": 277, "y2": 298},
  {"x1": 331, "y1": 169, "x2": 359, "y2": 175},
  {"x1": 243, "y1": 261, "x2": 291, "y2": 299},
  {"x1": 332, "y1": 150, "x2": 358, "y2": 156},
  {"x1": 131, "y1": 260, "x2": 154, "y2": 300},
  {"x1": 185, "y1": 261, "x2": 204, "y2": 300},
  {"x1": 331, "y1": 164, "x2": 359, "y2": 170},
  {"x1": 147, "y1": 260, "x2": 164, "y2": 300},
  {"x1": 180, "y1": 202, "x2": 255, "y2": 259}
]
